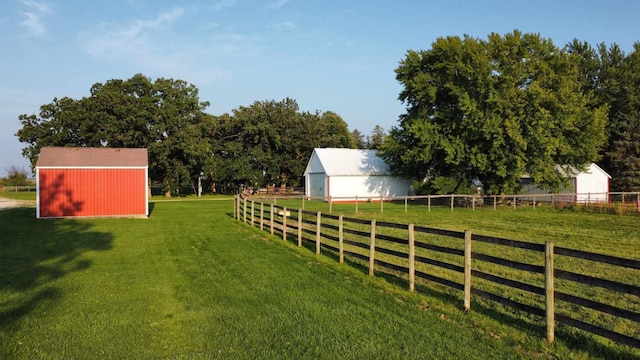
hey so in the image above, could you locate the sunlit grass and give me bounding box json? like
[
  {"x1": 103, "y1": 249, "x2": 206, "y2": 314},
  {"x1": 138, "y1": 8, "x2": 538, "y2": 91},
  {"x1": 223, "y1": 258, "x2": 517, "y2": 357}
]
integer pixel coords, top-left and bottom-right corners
[{"x1": 0, "y1": 191, "x2": 36, "y2": 201}]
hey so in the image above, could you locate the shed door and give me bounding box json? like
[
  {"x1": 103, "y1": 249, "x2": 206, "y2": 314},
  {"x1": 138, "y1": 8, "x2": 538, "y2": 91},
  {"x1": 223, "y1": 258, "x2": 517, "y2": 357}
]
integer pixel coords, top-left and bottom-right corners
[{"x1": 308, "y1": 173, "x2": 325, "y2": 197}]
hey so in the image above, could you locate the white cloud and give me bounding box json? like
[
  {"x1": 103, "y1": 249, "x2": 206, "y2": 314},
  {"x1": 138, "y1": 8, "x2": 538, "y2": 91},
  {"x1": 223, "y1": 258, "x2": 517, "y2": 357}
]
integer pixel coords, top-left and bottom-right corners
[
  {"x1": 82, "y1": 7, "x2": 184, "y2": 60},
  {"x1": 79, "y1": 7, "x2": 240, "y2": 85},
  {"x1": 19, "y1": 0, "x2": 52, "y2": 37}
]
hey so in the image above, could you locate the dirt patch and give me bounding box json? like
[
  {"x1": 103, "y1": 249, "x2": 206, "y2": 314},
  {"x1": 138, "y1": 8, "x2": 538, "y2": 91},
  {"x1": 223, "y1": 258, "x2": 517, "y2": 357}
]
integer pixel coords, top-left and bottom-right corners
[{"x1": 0, "y1": 198, "x2": 29, "y2": 210}]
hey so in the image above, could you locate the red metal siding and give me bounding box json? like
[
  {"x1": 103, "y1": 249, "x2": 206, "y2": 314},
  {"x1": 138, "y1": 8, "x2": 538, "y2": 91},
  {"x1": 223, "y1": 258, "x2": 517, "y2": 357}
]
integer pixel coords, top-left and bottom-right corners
[{"x1": 38, "y1": 168, "x2": 147, "y2": 218}]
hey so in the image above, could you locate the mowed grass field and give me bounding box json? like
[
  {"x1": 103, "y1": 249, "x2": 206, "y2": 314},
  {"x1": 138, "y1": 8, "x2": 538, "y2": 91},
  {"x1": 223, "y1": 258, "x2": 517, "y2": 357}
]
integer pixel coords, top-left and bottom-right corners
[{"x1": 0, "y1": 193, "x2": 637, "y2": 359}]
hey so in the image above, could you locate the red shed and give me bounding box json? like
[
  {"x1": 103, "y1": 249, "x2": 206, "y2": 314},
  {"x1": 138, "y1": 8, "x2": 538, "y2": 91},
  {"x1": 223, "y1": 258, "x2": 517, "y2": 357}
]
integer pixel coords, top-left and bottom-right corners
[{"x1": 36, "y1": 147, "x2": 149, "y2": 219}]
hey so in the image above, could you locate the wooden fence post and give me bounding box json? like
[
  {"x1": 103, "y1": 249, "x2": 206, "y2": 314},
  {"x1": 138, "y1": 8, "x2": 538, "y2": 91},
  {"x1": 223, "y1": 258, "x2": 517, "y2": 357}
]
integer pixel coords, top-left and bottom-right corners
[
  {"x1": 545, "y1": 241, "x2": 555, "y2": 344},
  {"x1": 380, "y1": 196, "x2": 384, "y2": 214},
  {"x1": 282, "y1": 206, "x2": 287, "y2": 241},
  {"x1": 428, "y1": 196, "x2": 431, "y2": 212},
  {"x1": 243, "y1": 198, "x2": 247, "y2": 223},
  {"x1": 339, "y1": 215, "x2": 344, "y2": 264},
  {"x1": 533, "y1": 195, "x2": 536, "y2": 209},
  {"x1": 251, "y1": 200, "x2": 255, "y2": 226},
  {"x1": 260, "y1": 202, "x2": 264, "y2": 231},
  {"x1": 464, "y1": 230, "x2": 472, "y2": 311},
  {"x1": 409, "y1": 224, "x2": 415, "y2": 292},
  {"x1": 513, "y1": 195, "x2": 517, "y2": 210},
  {"x1": 297, "y1": 208, "x2": 302, "y2": 247},
  {"x1": 316, "y1": 211, "x2": 321, "y2": 254},
  {"x1": 369, "y1": 219, "x2": 376, "y2": 276},
  {"x1": 450, "y1": 194, "x2": 454, "y2": 212},
  {"x1": 270, "y1": 204, "x2": 274, "y2": 235},
  {"x1": 233, "y1": 195, "x2": 237, "y2": 219},
  {"x1": 302, "y1": 197, "x2": 305, "y2": 210},
  {"x1": 493, "y1": 195, "x2": 497, "y2": 211},
  {"x1": 404, "y1": 196, "x2": 408, "y2": 213}
]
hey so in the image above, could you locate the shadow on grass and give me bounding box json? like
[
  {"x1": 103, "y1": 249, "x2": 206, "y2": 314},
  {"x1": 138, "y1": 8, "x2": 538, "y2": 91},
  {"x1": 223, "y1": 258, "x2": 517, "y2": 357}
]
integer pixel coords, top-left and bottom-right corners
[
  {"x1": 0, "y1": 207, "x2": 113, "y2": 327},
  {"x1": 234, "y1": 217, "x2": 640, "y2": 360}
]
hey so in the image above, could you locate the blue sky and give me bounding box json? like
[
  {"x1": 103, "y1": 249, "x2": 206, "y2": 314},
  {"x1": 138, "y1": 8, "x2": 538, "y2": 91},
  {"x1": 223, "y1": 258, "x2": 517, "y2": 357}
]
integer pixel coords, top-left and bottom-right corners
[{"x1": 1, "y1": 0, "x2": 639, "y2": 176}]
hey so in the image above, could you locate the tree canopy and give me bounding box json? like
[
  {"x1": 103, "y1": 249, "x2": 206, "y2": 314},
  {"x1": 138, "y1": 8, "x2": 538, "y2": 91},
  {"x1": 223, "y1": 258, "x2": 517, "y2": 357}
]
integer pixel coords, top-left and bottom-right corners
[
  {"x1": 210, "y1": 98, "x2": 352, "y2": 188},
  {"x1": 567, "y1": 41, "x2": 640, "y2": 191},
  {"x1": 16, "y1": 74, "x2": 213, "y2": 195},
  {"x1": 1, "y1": 166, "x2": 30, "y2": 187},
  {"x1": 367, "y1": 125, "x2": 386, "y2": 150},
  {"x1": 379, "y1": 30, "x2": 608, "y2": 195}
]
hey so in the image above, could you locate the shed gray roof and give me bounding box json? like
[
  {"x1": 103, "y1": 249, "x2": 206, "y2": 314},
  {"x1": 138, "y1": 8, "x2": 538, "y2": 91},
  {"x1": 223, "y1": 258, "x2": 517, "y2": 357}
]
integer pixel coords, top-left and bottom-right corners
[
  {"x1": 36, "y1": 147, "x2": 148, "y2": 167},
  {"x1": 310, "y1": 148, "x2": 391, "y2": 176}
]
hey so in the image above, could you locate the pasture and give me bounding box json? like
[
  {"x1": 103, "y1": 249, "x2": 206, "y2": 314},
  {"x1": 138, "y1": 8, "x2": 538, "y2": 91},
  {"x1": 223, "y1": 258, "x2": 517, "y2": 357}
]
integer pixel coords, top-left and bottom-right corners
[
  {"x1": 243, "y1": 196, "x2": 640, "y2": 358},
  {"x1": 0, "y1": 194, "x2": 637, "y2": 359}
]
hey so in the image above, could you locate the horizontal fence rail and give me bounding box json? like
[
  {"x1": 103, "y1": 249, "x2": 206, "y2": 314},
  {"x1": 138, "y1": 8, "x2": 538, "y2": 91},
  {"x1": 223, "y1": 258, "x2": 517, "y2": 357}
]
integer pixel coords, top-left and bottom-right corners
[{"x1": 235, "y1": 196, "x2": 640, "y2": 351}]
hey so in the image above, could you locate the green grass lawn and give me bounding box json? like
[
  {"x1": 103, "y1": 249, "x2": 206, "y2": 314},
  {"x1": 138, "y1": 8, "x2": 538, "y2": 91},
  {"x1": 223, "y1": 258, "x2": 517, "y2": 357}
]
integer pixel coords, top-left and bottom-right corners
[
  {"x1": 0, "y1": 197, "x2": 637, "y2": 359},
  {"x1": 0, "y1": 191, "x2": 36, "y2": 202}
]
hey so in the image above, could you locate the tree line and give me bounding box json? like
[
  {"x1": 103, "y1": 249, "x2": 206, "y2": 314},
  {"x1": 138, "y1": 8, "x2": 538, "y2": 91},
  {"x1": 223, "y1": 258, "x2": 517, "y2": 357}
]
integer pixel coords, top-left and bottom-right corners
[
  {"x1": 16, "y1": 74, "x2": 361, "y2": 195},
  {"x1": 15, "y1": 30, "x2": 640, "y2": 195}
]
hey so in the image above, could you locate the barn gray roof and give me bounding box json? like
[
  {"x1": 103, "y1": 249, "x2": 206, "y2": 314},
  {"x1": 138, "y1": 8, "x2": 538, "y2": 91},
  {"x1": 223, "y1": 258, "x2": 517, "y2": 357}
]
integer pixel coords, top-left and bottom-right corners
[{"x1": 36, "y1": 147, "x2": 148, "y2": 167}]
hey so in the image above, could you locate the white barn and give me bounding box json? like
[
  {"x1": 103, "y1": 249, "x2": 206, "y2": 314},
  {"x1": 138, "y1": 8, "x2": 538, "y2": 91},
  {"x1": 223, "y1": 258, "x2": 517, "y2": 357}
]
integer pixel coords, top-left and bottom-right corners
[
  {"x1": 521, "y1": 163, "x2": 611, "y2": 203},
  {"x1": 304, "y1": 148, "x2": 411, "y2": 202}
]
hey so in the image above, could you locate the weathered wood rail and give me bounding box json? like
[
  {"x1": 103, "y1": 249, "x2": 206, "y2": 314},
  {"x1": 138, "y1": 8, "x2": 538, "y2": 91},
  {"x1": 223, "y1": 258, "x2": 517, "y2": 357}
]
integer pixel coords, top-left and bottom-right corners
[{"x1": 235, "y1": 196, "x2": 640, "y2": 349}]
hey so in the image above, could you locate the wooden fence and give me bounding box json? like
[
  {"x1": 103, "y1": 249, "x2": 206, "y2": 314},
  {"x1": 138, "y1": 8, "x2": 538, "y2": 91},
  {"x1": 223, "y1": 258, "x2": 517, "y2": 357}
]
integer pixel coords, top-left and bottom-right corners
[
  {"x1": 234, "y1": 195, "x2": 640, "y2": 350},
  {"x1": 250, "y1": 191, "x2": 640, "y2": 215},
  {"x1": 0, "y1": 186, "x2": 36, "y2": 192}
]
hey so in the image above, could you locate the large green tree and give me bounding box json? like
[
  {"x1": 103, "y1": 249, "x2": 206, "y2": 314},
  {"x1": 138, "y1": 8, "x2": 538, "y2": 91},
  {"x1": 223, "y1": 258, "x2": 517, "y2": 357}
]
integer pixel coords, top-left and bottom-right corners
[
  {"x1": 16, "y1": 74, "x2": 213, "y2": 196},
  {"x1": 211, "y1": 98, "x2": 352, "y2": 189},
  {"x1": 380, "y1": 31, "x2": 608, "y2": 195}
]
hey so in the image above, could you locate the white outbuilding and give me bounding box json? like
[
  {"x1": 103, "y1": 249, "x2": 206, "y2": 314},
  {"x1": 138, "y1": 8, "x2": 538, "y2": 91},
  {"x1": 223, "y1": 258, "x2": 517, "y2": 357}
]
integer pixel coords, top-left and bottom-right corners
[
  {"x1": 304, "y1": 148, "x2": 411, "y2": 202},
  {"x1": 521, "y1": 163, "x2": 611, "y2": 203}
]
